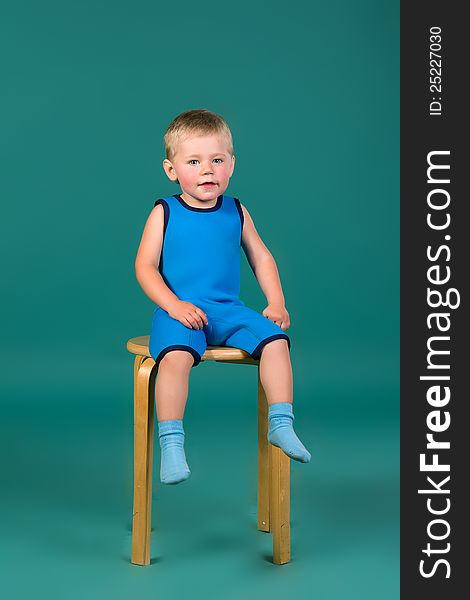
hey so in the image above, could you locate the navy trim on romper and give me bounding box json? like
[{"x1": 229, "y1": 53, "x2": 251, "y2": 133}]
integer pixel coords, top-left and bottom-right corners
[
  {"x1": 154, "y1": 345, "x2": 202, "y2": 369},
  {"x1": 233, "y1": 197, "x2": 244, "y2": 245},
  {"x1": 154, "y1": 198, "x2": 170, "y2": 276},
  {"x1": 174, "y1": 193, "x2": 223, "y2": 212},
  {"x1": 250, "y1": 334, "x2": 291, "y2": 360}
]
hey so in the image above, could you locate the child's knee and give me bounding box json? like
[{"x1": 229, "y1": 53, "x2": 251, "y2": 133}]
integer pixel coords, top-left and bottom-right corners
[
  {"x1": 159, "y1": 349, "x2": 195, "y2": 370},
  {"x1": 260, "y1": 338, "x2": 289, "y2": 355}
]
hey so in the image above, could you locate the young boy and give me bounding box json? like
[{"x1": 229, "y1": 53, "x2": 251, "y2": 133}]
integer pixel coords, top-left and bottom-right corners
[{"x1": 135, "y1": 109, "x2": 311, "y2": 485}]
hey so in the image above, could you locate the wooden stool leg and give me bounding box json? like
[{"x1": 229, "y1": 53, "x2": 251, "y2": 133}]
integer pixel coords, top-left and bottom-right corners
[
  {"x1": 257, "y1": 367, "x2": 270, "y2": 532},
  {"x1": 269, "y1": 443, "x2": 290, "y2": 564},
  {"x1": 258, "y1": 366, "x2": 291, "y2": 563},
  {"x1": 131, "y1": 355, "x2": 157, "y2": 565}
]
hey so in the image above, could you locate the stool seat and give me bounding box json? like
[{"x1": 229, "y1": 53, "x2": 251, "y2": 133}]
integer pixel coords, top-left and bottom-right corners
[
  {"x1": 127, "y1": 335, "x2": 290, "y2": 566},
  {"x1": 127, "y1": 335, "x2": 258, "y2": 364}
]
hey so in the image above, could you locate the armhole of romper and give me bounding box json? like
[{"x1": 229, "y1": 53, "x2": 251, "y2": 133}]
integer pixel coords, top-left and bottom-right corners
[
  {"x1": 154, "y1": 198, "x2": 170, "y2": 235},
  {"x1": 153, "y1": 198, "x2": 170, "y2": 272},
  {"x1": 233, "y1": 197, "x2": 244, "y2": 246}
]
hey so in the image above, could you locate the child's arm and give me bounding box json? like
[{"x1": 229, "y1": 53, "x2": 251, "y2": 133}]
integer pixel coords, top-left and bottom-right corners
[
  {"x1": 135, "y1": 205, "x2": 208, "y2": 329},
  {"x1": 135, "y1": 205, "x2": 178, "y2": 311},
  {"x1": 240, "y1": 204, "x2": 291, "y2": 331}
]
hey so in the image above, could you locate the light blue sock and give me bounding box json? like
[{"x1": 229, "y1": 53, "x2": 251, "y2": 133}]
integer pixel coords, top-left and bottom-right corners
[
  {"x1": 158, "y1": 419, "x2": 191, "y2": 484},
  {"x1": 268, "y1": 402, "x2": 311, "y2": 463}
]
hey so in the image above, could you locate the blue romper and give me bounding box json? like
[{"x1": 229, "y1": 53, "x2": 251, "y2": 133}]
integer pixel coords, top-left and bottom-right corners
[{"x1": 149, "y1": 193, "x2": 291, "y2": 367}]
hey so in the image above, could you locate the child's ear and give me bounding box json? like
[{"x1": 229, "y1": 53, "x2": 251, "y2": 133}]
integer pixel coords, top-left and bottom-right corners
[
  {"x1": 163, "y1": 159, "x2": 177, "y2": 182},
  {"x1": 230, "y1": 154, "x2": 236, "y2": 176}
]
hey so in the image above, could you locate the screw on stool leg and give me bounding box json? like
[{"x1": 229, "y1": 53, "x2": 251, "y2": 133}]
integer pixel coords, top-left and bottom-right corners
[{"x1": 131, "y1": 355, "x2": 157, "y2": 565}]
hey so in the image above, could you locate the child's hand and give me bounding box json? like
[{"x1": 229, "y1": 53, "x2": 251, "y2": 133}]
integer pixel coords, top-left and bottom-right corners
[
  {"x1": 168, "y1": 300, "x2": 209, "y2": 330},
  {"x1": 262, "y1": 303, "x2": 290, "y2": 331}
]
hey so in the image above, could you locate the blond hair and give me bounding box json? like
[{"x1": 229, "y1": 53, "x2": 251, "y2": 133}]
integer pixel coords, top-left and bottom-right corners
[{"x1": 164, "y1": 109, "x2": 234, "y2": 162}]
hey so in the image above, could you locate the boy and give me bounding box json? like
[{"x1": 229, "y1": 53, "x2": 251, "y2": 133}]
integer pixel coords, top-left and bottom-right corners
[{"x1": 135, "y1": 109, "x2": 311, "y2": 485}]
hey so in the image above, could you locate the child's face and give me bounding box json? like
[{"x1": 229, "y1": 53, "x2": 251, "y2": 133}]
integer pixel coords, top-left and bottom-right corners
[{"x1": 163, "y1": 133, "x2": 235, "y2": 203}]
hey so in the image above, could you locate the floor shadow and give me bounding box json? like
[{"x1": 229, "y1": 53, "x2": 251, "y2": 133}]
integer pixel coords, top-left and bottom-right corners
[
  {"x1": 260, "y1": 552, "x2": 273, "y2": 563},
  {"x1": 120, "y1": 555, "x2": 163, "y2": 565}
]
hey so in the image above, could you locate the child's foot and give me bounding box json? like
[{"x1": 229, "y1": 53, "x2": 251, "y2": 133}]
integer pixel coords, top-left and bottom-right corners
[
  {"x1": 158, "y1": 419, "x2": 191, "y2": 484},
  {"x1": 267, "y1": 402, "x2": 311, "y2": 463}
]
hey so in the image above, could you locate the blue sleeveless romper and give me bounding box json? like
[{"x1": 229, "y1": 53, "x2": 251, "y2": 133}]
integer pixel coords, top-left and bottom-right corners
[{"x1": 149, "y1": 193, "x2": 291, "y2": 367}]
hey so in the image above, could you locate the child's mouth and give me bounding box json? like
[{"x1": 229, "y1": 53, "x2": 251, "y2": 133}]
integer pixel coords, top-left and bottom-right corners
[{"x1": 200, "y1": 183, "x2": 216, "y2": 187}]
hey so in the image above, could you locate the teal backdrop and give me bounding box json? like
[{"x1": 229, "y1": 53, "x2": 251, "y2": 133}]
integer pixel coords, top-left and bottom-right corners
[{"x1": 1, "y1": 1, "x2": 399, "y2": 598}]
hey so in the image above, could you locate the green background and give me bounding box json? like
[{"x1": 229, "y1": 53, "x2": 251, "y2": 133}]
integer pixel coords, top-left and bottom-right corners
[{"x1": 1, "y1": 1, "x2": 399, "y2": 598}]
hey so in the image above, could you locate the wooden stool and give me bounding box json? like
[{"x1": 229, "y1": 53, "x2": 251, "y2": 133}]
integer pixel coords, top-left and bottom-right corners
[{"x1": 127, "y1": 336, "x2": 290, "y2": 565}]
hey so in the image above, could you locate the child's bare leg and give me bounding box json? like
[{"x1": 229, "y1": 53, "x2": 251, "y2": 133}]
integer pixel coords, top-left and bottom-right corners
[
  {"x1": 155, "y1": 350, "x2": 193, "y2": 420},
  {"x1": 259, "y1": 338, "x2": 293, "y2": 405},
  {"x1": 155, "y1": 351, "x2": 194, "y2": 484},
  {"x1": 259, "y1": 339, "x2": 311, "y2": 463}
]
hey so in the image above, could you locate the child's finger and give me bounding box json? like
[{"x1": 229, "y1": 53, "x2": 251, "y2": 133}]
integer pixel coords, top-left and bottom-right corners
[
  {"x1": 182, "y1": 317, "x2": 193, "y2": 329},
  {"x1": 195, "y1": 311, "x2": 205, "y2": 328},
  {"x1": 195, "y1": 307, "x2": 209, "y2": 324},
  {"x1": 188, "y1": 312, "x2": 203, "y2": 329}
]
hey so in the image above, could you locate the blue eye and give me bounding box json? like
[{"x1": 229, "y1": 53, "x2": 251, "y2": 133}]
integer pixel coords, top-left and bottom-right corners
[{"x1": 213, "y1": 158, "x2": 223, "y2": 163}]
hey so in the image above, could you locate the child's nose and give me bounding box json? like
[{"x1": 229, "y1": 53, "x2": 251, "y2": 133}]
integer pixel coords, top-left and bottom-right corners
[{"x1": 201, "y1": 162, "x2": 213, "y2": 173}]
